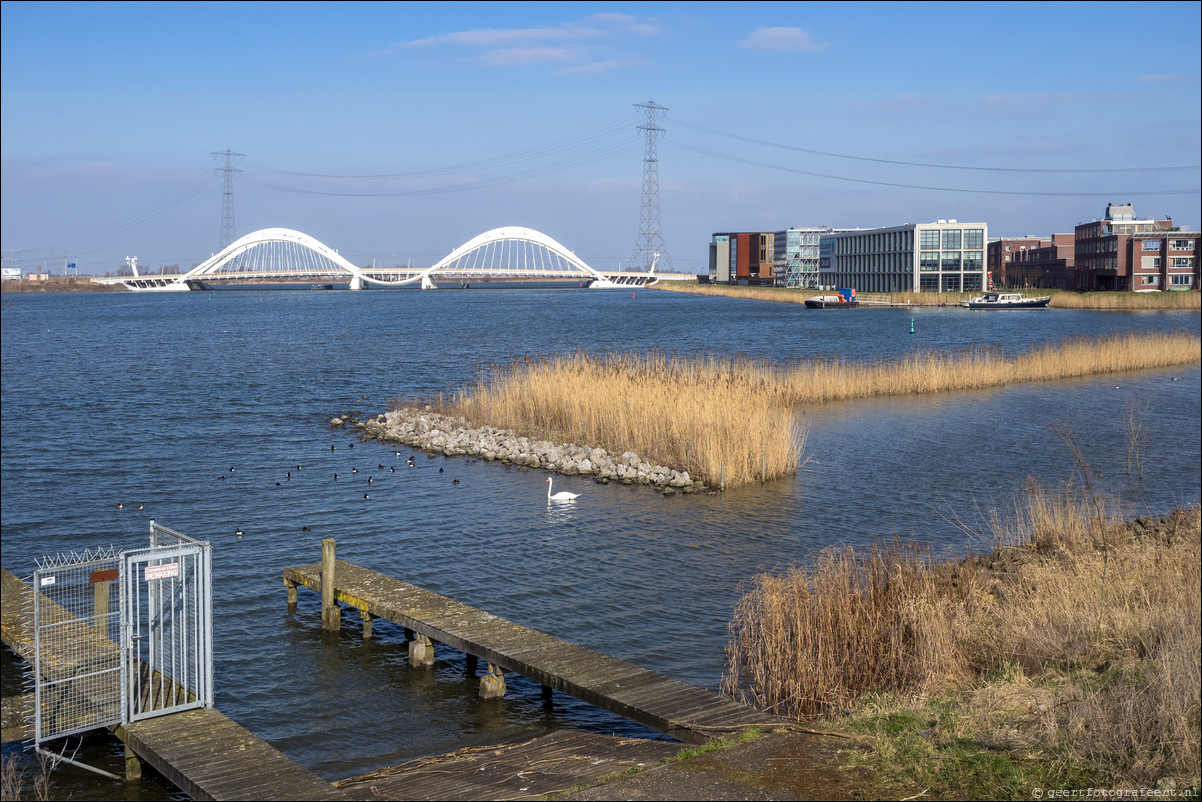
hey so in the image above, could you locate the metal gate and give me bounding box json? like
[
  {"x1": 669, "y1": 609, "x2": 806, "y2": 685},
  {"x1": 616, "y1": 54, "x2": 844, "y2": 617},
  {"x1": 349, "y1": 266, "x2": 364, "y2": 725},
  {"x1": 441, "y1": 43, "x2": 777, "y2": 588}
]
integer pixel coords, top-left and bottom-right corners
[
  {"x1": 122, "y1": 522, "x2": 213, "y2": 723},
  {"x1": 32, "y1": 548, "x2": 125, "y2": 744},
  {"x1": 31, "y1": 521, "x2": 213, "y2": 755}
]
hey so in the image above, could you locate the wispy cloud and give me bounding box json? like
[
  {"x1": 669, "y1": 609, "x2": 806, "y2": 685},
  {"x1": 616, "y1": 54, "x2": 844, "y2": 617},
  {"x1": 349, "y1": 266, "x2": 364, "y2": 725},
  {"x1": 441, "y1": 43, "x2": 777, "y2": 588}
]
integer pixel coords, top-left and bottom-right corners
[
  {"x1": 1135, "y1": 73, "x2": 1190, "y2": 83},
  {"x1": 847, "y1": 94, "x2": 936, "y2": 116},
  {"x1": 401, "y1": 24, "x2": 600, "y2": 49},
  {"x1": 587, "y1": 13, "x2": 662, "y2": 37},
  {"x1": 481, "y1": 47, "x2": 579, "y2": 68},
  {"x1": 558, "y1": 58, "x2": 643, "y2": 76},
  {"x1": 385, "y1": 13, "x2": 662, "y2": 73},
  {"x1": 738, "y1": 26, "x2": 828, "y2": 51}
]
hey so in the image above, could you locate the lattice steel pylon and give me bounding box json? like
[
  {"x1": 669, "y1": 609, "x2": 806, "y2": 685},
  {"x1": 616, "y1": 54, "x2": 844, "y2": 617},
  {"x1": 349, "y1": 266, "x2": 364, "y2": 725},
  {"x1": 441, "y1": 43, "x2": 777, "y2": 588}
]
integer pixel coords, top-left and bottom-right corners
[
  {"x1": 212, "y1": 149, "x2": 245, "y2": 250},
  {"x1": 628, "y1": 101, "x2": 673, "y2": 272}
]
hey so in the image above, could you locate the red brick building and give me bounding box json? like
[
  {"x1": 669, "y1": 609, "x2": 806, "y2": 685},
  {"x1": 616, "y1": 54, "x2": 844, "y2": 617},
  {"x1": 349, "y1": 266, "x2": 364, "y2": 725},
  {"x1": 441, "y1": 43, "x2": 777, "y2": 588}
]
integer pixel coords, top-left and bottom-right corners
[{"x1": 1073, "y1": 203, "x2": 1186, "y2": 291}]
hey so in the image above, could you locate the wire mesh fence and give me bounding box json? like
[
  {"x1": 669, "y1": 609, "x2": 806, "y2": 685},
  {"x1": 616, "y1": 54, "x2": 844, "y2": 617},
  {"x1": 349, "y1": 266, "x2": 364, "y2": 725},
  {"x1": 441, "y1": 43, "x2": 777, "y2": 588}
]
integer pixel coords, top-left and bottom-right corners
[
  {"x1": 31, "y1": 549, "x2": 124, "y2": 743},
  {"x1": 27, "y1": 522, "x2": 212, "y2": 749}
]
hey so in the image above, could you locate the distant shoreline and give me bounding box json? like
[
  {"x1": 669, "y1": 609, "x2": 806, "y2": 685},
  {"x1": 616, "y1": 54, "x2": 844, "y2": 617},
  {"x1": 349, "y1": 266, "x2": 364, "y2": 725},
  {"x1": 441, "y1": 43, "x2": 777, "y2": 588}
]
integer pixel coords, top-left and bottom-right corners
[{"x1": 1, "y1": 277, "x2": 125, "y2": 293}]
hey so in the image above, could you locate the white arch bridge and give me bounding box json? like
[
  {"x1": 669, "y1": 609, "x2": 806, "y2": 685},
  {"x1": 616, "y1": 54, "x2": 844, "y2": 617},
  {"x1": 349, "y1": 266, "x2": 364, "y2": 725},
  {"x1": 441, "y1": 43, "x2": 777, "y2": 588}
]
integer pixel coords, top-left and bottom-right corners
[{"x1": 97, "y1": 227, "x2": 686, "y2": 292}]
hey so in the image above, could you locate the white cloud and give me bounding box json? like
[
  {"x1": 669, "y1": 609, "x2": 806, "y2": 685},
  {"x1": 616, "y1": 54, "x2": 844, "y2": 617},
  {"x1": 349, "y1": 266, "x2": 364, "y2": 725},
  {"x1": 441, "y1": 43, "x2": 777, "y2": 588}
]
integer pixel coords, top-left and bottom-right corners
[
  {"x1": 557, "y1": 57, "x2": 649, "y2": 76},
  {"x1": 1135, "y1": 73, "x2": 1190, "y2": 83},
  {"x1": 480, "y1": 47, "x2": 580, "y2": 68},
  {"x1": 400, "y1": 23, "x2": 600, "y2": 49},
  {"x1": 738, "y1": 26, "x2": 827, "y2": 52},
  {"x1": 586, "y1": 13, "x2": 662, "y2": 36}
]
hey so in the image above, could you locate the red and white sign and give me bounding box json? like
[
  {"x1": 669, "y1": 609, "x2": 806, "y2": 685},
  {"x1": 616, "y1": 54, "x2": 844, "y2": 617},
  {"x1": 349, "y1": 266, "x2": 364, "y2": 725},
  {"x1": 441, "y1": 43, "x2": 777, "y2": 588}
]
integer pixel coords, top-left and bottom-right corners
[{"x1": 144, "y1": 562, "x2": 180, "y2": 581}]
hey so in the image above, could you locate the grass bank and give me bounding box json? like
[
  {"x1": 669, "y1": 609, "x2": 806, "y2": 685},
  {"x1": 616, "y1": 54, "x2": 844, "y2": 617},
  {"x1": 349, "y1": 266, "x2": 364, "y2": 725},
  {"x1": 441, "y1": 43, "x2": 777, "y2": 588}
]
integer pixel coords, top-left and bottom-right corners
[
  {"x1": 443, "y1": 332, "x2": 1200, "y2": 487},
  {"x1": 654, "y1": 282, "x2": 1202, "y2": 310},
  {"x1": 722, "y1": 484, "x2": 1201, "y2": 795}
]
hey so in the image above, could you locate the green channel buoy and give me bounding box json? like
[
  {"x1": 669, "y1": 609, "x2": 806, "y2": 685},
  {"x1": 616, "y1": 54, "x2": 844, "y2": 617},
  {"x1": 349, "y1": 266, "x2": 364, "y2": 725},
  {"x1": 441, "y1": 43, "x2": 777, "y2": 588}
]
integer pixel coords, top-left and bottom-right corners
[{"x1": 910, "y1": 317, "x2": 915, "y2": 334}]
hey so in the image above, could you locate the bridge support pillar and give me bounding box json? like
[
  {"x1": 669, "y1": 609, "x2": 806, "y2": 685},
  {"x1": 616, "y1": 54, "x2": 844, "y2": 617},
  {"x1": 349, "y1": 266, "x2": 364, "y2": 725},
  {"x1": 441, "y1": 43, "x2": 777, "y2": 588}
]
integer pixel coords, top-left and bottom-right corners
[{"x1": 348, "y1": 275, "x2": 363, "y2": 291}]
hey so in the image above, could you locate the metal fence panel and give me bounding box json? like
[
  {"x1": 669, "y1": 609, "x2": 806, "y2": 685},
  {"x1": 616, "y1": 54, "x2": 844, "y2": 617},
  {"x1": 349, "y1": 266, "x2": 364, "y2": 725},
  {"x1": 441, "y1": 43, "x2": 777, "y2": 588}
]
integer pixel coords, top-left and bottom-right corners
[
  {"x1": 122, "y1": 522, "x2": 213, "y2": 723},
  {"x1": 31, "y1": 551, "x2": 124, "y2": 743}
]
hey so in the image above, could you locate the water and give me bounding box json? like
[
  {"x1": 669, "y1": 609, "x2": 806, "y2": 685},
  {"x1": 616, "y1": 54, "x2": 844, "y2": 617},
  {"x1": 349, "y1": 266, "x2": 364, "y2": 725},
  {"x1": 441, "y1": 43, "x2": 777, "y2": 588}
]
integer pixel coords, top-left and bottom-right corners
[{"x1": 2, "y1": 288, "x2": 1199, "y2": 798}]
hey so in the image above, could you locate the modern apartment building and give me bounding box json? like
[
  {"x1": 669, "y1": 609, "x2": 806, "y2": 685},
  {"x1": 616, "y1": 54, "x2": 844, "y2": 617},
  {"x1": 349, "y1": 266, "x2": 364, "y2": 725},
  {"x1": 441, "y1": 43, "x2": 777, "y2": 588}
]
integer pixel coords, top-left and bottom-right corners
[
  {"x1": 709, "y1": 231, "x2": 776, "y2": 285},
  {"x1": 819, "y1": 219, "x2": 988, "y2": 293},
  {"x1": 1129, "y1": 230, "x2": 1200, "y2": 292}
]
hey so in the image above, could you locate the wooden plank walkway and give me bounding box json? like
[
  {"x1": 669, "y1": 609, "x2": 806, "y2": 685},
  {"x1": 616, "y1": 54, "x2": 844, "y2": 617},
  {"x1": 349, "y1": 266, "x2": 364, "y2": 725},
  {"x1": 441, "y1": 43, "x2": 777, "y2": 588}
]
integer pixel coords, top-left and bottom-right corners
[
  {"x1": 284, "y1": 559, "x2": 784, "y2": 745},
  {"x1": 1, "y1": 568, "x2": 344, "y2": 801},
  {"x1": 334, "y1": 730, "x2": 681, "y2": 801}
]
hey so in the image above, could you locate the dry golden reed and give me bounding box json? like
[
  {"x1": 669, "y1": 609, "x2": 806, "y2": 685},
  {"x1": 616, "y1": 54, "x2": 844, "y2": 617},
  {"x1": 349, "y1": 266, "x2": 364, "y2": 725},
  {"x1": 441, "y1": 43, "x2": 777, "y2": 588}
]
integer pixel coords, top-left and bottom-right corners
[
  {"x1": 1048, "y1": 290, "x2": 1201, "y2": 310},
  {"x1": 722, "y1": 487, "x2": 1201, "y2": 787},
  {"x1": 656, "y1": 281, "x2": 1202, "y2": 310},
  {"x1": 446, "y1": 332, "x2": 1199, "y2": 487}
]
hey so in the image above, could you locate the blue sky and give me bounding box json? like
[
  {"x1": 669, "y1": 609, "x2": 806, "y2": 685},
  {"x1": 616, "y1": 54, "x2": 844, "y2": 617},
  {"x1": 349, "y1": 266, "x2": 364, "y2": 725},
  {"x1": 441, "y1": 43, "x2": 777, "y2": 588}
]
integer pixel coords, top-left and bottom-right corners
[{"x1": 2, "y1": 1, "x2": 1199, "y2": 274}]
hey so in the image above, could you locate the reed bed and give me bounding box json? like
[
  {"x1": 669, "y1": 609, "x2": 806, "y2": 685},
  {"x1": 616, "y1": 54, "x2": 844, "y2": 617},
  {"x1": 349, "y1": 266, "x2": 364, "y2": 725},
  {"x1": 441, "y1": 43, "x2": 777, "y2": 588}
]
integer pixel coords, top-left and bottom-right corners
[
  {"x1": 446, "y1": 332, "x2": 1200, "y2": 487},
  {"x1": 723, "y1": 487, "x2": 1201, "y2": 788},
  {"x1": 1047, "y1": 290, "x2": 1201, "y2": 310},
  {"x1": 447, "y1": 351, "x2": 805, "y2": 488},
  {"x1": 655, "y1": 282, "x2": 1202, "y2": 310}
]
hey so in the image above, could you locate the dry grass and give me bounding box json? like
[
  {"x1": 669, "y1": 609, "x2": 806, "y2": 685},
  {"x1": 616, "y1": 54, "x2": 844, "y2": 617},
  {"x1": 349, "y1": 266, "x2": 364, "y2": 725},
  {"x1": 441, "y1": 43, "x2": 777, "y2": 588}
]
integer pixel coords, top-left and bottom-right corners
[
  {"x1": 723, "y1": 484, "x2": 1202, "y2": 788},
  {"x1": 445, "y1": 350, "x2": 805, "y2": 488},
  {"x1": 1048, "y1": 290, "x2": 1201, "y2": 310},
  {"x1": 443, "y1": 333, "x2": 1200, "y2": 487}
]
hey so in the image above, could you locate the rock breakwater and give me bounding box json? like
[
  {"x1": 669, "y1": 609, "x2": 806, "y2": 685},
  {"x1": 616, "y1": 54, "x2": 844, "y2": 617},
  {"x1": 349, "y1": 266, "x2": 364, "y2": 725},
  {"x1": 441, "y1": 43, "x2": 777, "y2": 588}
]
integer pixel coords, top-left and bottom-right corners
[{"x1": 334, "y1": 407, "x2": 711, "y2": 495}]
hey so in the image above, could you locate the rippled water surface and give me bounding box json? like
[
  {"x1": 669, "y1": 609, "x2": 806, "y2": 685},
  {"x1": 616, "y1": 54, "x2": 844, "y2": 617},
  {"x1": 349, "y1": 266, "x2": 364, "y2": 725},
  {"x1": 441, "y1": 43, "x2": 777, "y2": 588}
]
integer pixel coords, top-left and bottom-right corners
[{"x1": 2, "y1": 288, "x2": 1199, "y2": 797}]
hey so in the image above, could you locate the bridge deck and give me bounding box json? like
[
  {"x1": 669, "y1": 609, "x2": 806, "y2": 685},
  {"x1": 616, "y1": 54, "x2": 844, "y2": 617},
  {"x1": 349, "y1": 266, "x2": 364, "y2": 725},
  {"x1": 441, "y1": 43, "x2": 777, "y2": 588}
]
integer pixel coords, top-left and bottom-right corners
[
  {"x1": 0, "y1": 568, "x2": 343, "y2": 801},
  {"x1": 283, "y1": 560, "x2": 780, "y2": 744}
]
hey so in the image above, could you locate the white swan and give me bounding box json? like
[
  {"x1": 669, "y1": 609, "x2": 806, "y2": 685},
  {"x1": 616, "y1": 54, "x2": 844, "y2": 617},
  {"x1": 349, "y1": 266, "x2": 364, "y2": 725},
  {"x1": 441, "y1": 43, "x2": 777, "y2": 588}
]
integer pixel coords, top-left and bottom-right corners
[{"x1": 546, "y1": 477, "x2": 580, "y2": 501}]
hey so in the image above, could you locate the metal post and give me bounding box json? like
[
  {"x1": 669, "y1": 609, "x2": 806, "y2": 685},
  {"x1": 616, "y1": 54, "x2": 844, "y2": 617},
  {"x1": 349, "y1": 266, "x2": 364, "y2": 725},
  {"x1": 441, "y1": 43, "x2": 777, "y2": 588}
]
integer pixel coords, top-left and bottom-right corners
[{"x1": 321, "y1": 539, "x2": 340, "y2": 631}]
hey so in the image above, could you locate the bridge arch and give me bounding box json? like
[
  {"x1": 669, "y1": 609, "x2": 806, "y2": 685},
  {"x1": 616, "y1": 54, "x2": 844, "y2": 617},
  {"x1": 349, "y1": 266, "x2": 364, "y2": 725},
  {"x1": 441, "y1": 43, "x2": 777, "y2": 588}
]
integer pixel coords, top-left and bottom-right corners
[
  {"x1": 182, "y1": 228, "x2": 368, "y2": 286},
  {"x1": 408, "y1": 226, "x2": 605, "y2": 287}
]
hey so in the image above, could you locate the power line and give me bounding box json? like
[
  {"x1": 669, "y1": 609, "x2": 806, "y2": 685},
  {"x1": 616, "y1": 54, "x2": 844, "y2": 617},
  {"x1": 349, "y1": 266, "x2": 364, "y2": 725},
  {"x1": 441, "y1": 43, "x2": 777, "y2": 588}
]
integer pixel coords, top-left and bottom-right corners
[
  {"x1": 242, "y1": 140, "x2": 637, "y2": 198},
  {"x1": 667, "y1": 141, "x2": 1201, "y2": 197},
  {"x1": 672, "y1": 118, "x2": 1200, "y2": 174}
]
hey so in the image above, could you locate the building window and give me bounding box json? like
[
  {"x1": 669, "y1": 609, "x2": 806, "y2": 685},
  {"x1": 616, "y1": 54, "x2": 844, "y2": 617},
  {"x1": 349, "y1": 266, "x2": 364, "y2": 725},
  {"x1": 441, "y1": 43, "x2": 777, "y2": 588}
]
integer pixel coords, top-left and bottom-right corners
[
  {"x1": 1142, "y1": 240, "x2": 1162, "y2": 251},
  {"x1": 941, "y1": 273, "x2": 961, "y2": 292},
  {"x1": 1141, "y1": 275, "x2": 1160, "y2": 286},
  {"x1": 920, "y1": 230, "x2": 940, "y2": 250},
  {"x1": 1170, "y1": 274, "x2": 1194, "y2": 287},
  {"x1": 962, "y1": 273, "x2": 982, "y2": 292},
  {"x1": 964, "y1": 251, "x2": 983, "y2": 271},
  {"x1": 1171, "y1": 239, "x2": 1195, "y2": 251},
  {"x1": 942, "y1": 252, "x2": 961, "y2": 271},
  {"x1": 942, "y1": 229, "x2": 962, "y2": 249},
  {"x1": 964, "y1": 229, "x2": 984, "y2": 249},
  {"x1": 920, "y1": 251, "x2": 939, "y2": 271},
  {"x1": 1170, "y1": 257, "x2": 1195, "y2": 269},
  {"x1": 920, "y1": 274, "x2": 939, "y2": 292}
]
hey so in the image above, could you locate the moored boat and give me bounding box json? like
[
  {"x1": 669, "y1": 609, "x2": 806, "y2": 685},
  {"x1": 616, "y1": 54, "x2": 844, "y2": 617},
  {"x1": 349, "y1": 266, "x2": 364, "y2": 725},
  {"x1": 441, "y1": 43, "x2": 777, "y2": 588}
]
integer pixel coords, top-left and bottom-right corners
[
  {"x1": 805, "y1": 288, "x2": 858, "y2": 309},
  {"x1": 961, "y1": 292, "x2": 1051, "y2": 309}
]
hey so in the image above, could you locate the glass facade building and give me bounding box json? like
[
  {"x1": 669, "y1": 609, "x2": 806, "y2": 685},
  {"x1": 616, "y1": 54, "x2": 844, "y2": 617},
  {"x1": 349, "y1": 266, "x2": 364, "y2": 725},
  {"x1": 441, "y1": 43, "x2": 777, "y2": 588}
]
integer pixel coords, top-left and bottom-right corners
[{"x1": 819, "y1": 220, "x2": 988, "y2": 293}]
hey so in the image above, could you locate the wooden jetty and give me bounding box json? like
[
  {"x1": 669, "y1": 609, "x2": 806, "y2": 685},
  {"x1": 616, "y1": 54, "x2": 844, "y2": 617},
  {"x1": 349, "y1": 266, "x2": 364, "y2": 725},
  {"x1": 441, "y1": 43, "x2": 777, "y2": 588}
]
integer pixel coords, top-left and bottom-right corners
[
  {"x1": 0, "y1": 568, "x2": 344, "y2": 801},
  {"x1": 284, "y1": 540, "x2": 783, "y2": 746}
]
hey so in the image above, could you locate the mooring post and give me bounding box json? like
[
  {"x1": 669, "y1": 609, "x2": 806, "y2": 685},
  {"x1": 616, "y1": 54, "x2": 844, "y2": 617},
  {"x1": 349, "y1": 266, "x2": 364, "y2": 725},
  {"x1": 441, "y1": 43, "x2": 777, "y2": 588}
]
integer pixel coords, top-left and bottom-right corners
[
  {"x1": 284, "y1": 577, "x2": 298, "y2": 608},
  {"x1": 480, "y1": 663, "x2": 506, "y2": 700},
  {"x1": 361, "y1": 608, "x2": 373, "y2": 640},
  {"x1": 408, "y1": 634, "x2": 434, "y2": 667},
  {"x1": 123, "y1": 742, "x2": 141, "y2": 782},
  {"x1": 92, "y1": 577, "x2": 112, "y2": 638},
  {"x1": 321, "y1": 539, "x2": 340, "y2": 631}
]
